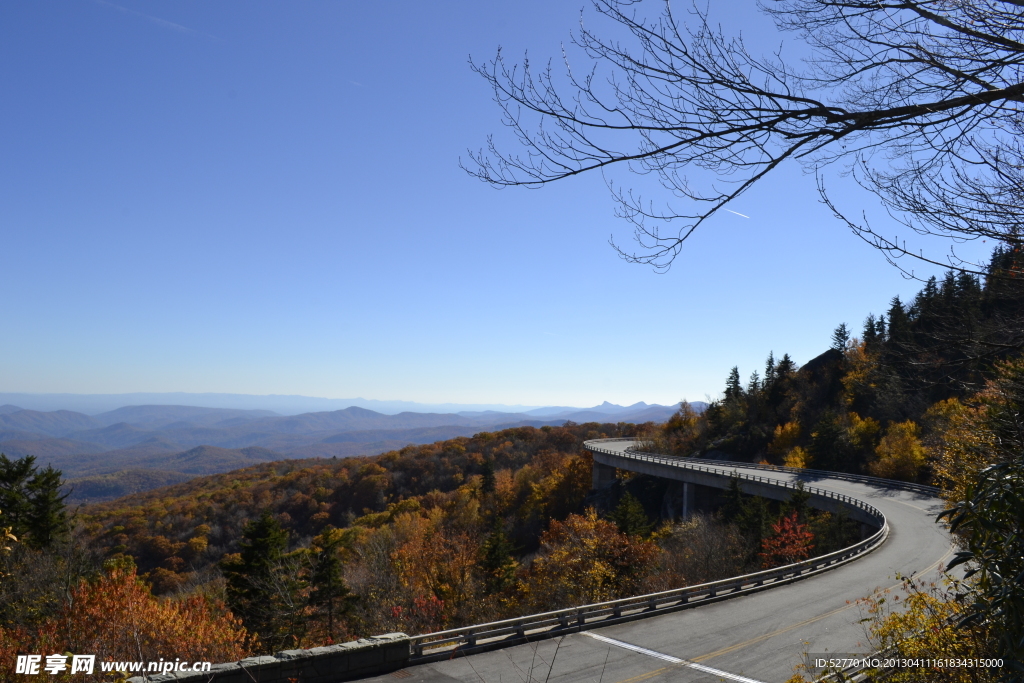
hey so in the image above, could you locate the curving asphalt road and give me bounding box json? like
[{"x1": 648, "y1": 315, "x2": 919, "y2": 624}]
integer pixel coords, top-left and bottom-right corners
[{"x1": 359, "y1": 440, "x2": 953, "y2": 683}]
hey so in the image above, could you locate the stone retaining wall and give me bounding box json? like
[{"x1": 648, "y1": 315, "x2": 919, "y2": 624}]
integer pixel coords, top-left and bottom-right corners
[{"x1": 121, "y1": 633, "x2": 409, "y2": 683}]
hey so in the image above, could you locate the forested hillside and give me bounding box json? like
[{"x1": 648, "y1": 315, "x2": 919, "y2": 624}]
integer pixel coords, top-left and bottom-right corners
[
  {"x1": 1, "y1": 418, "x2": 854, "y2": 669},
  {"x1": 646, "y1": 247, "x2": 1024, "y2": 485}
]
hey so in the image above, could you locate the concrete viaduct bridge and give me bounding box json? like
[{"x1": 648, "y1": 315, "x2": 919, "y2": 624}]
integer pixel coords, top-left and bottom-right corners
[
  {"x1": 375, "y1": 439, "x2": 953, "y2": 683},
  {"x1": 145, "y1": 439, "x2": 953, "y2": 683}
]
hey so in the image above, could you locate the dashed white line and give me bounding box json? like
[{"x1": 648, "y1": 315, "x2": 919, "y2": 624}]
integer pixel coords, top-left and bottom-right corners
[{"x1": 581, "y1": 632, "x2": 768, "y2": 683}]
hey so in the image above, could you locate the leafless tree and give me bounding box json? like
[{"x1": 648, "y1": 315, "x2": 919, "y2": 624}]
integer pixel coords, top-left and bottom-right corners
[
  {"x1": 466, "y1": 0, "x2": 1024, "y2": 276},
  {"x1": 657, "y1": 513, "x2": 746, "y2": 585}
]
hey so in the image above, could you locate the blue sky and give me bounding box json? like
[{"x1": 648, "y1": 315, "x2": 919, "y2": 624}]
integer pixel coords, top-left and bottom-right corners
[{"x1": 0, "y1": 1, "x2": 979, "y2": 408}]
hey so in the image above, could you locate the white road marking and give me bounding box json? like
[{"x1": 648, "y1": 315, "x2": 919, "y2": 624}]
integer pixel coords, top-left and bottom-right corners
[{"x1": 581, "y1": 632, "x2": 768, "y2": 683}]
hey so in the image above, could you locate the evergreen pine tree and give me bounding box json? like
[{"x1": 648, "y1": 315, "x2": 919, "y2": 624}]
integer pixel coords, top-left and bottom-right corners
[
  {"x1": 775, "y1": 354, "x2": 796, "y2": 378},
  {"x1": 763, "y1": 352, "x2": 777, "y2": 388},
  {"x1": 721, "y1": 476, "x2": 746, "y2": 522},
  {"x1": 0, "y1": 454, "x2": 69, "y2": 549},
  {"x1": 308, "y1": 527, "x2": 356, "y2": 642},
  {"x1": 747, "y1": 371, "x2": 761, "y2": 396},
  {"x1": 917, "y1": 275, "x2": 939, "y2": 310},
  {"x1": 221, "y1": 510, "x2": 302, "y2": 651},
  {"x1": 809, "y1": 412, "x2": 857, "y2": 474},
  {"x1": 874, "y1": 315, "x2": 887, "y2": 341},
  {"x1": 941, "y1": 271, "x2": 958, "y2": 306},
  {"x1": 25, "y1": 465, "x2": 69, "y2": 549},
  {"x1": 610, "y1": 492, "x2": 653, "y2": 537},
  {"x1": 831, "y1": 323, "x2": 850, "y2": 351},
  {"x1": 478, "y1": 520, "x2": 517, "y2": 593},
  {"x1": 480, "y1": 459, "x2": 496, "y2": 495},
  {"x1": 724, "y1": 367, "x2": 743, "y2": 402},
  {"x1": 862, "y1": 314, "x2": 878, "y2": 348},
  {"x1": 0, "y1": 454, "x2": 34, "y2": 539},
  {"x1": 781, "y1": 481, "x2": 811, "y2": 523},
  {"x1": 736, "y1": 496, "x2": 775, "y2": 563},
  {"x1": 887, "y1": 296, "x2": 910, "y2": 343}
]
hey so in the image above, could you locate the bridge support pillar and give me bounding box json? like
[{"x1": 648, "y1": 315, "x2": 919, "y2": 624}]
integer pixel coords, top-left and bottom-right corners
[
  {"x1": 661, "y1": 481, "x2": 696, "y2": 519},
  {"x1": 593, "y1": 462, "x2": 617, "y2": 490},
  {"x1": 681, "y1": 482, "x2": 693, "y2": 518}
]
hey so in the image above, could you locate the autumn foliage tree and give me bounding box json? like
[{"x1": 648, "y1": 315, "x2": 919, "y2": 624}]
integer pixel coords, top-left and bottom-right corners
[
  {"x1": 0, "y1": 559, "x2": 250, "y2": 681},
  {"x1": 859, "y1": 575, "x2": 998, "y2": 683},
  {"x1": 759, "y1": 511, "x2": 814, "y2": 569},
  {"x1": 870, "y1": 420, "x2": 927, "y2": 482},
  {"x1": 522, "y1": 508, "x2": 659, "y2": 610}
]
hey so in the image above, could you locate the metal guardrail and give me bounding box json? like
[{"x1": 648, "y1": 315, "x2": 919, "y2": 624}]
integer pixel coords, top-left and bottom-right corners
[
  {"x1": 407, "y1": 439, "x2": 900, "y2": 661},
  {"x1": 588, "y1": 442, "x2": 888, "y2": 526},
  {"x1": 623, "y1": 442, "x2": 940, "y2": 496}
]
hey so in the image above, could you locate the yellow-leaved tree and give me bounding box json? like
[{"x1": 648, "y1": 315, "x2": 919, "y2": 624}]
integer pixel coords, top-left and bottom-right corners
[
  {"x1": 768, "y1": 422, "x2": 803, "y2": 466},
  {"x1": 521, "y1": 508, "x2": 659, "y2": 610},
  {"x1": 924, "y1": 397, "x2": 995, "y2": 506},
  {"x1": 870, "y1": 421, "x2": 926, "y2": 482}
]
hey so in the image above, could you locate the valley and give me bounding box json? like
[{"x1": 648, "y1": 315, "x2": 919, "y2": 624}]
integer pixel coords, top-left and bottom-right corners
[{"x1": 0, "y1": 400, "x2": 693, "y2": 503}]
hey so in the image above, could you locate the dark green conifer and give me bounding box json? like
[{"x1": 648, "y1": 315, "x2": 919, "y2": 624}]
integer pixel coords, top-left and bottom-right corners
[
  {"x1": 736, "y1": 496, "x2": 774, "y2": 562},
  {"x1": 862, "y1": 314, "x2": 878, "y2": 348},
  {"x1": 721, "y1": 476, "x2": 745, "y2": 522},
  {"x1": 887, "y1": 296, "x2": 910, "y2": 343},
  {"x1": 478, "y1": 521, "x2": 517, "y2": 593},
  {"x1": 308, "y1": 527, "x2": 356, "y2": 642},
  {"x1": 0, "y1": 454, "x2": 34, "y2": 537},
  {"x1": 610, "y1": 492, "x2": 653, "y2": 537},
  {"x1": 221, "y1": 510, "x2": 303, "y2": 651},
  {"x1": 775, "y1": 354, "x2": 796, "y2": 378},
  {"x1": 0, "y1": 454, "x2": 69, "y2": 549},
  {"x1": 831, "y1": 323, "x2": 850, "y2": 351},
  {"x1": 25, "y1": 466, "x2": 68, "y2": 549},
  {"x1": 763, "y1": 352, "x2": 777, "y2": 388},
  {"x1": 724, "y1": 367, "x2": 743, "y2": 402},
  {"x1": 480, "y1": 459, "x2": 496, "y2": 495},
  {"x1": 874, "y1": 315, "x2": 887, "y2": 341},
  {"x1": 781, "y1": 481, "x2": 811, "y2": 523},
  {"x1": 809, "y1": 412, "x2": 856, "y2": 474}
]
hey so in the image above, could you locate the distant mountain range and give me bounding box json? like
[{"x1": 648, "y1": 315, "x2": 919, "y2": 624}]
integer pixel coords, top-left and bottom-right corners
[
  {"x1": 0, "y1": 392, "x2": 549, "y2": 416},
  {"x1": 0, "y1": 399, "x2": 703, "y2": 504}
]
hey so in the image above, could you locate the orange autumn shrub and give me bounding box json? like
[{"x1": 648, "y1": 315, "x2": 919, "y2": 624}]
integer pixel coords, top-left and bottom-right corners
[{"x1": 1, "y1": 562, "x2": 252, "y2": 681}]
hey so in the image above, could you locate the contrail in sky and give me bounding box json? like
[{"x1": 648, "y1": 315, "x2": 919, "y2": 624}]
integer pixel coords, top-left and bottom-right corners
[{"x1": 724, "y1": 209, "x2": 750, "y2": 218}]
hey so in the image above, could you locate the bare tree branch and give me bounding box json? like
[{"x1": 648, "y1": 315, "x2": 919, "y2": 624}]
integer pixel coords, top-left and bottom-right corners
[{"x1": 467, "y1": 0, "x2": 1024, "y2": 272}]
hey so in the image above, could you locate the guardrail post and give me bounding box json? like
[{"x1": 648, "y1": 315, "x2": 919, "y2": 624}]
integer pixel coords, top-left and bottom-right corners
[
  {"x1": 466, "y1": 630, "x2": 476, "y2": 648},
  {"x1": 515, "y1": 621, "x2": 525, "y2": 638},
  {"x1": 577, "y1": 609, "x2": 586, "y2": 626}
]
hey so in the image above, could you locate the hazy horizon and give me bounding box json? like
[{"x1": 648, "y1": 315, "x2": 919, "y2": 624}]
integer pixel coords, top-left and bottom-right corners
[{"x1": 0, "y1": 390, "x2": 692, "y2": 417}]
